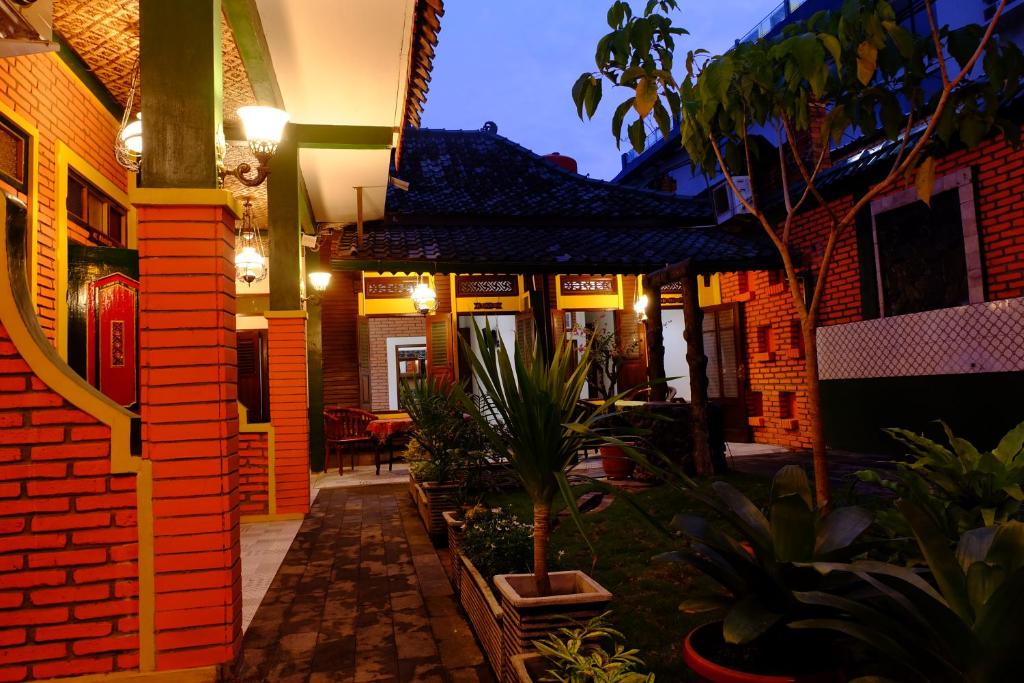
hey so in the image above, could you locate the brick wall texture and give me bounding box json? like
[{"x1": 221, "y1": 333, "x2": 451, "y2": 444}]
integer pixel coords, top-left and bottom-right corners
[
  {"x1": 238, "y1": 432, "x2": 269, "y2": 517},
  {"x1": 0, "y1": 330, "x2": 140, "y2": 681},
  {"x1": 267, "y1": 317, "x2": 309, "y2": 515},
  {"x1": 368, "y1": 317, "x2": 427, "y2": 412},
  {"x1": 0, "y1": 53, "x2": 129, "y2": 344},
  {"x1": 721, "y1": 133, "x2": 1024, "y2": 449},
  {"x1": 137, "y1": 204, "x2": 241, "y2": 670}
]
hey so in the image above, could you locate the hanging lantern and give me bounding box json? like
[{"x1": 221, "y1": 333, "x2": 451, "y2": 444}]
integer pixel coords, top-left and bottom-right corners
[
  {"x1": 234, "y1": 198, "x2": 268, "y2": 286},
  {"x1": 411, "y1": 275, "x2": 438, "y2": 315},
  {"x1": 114, "y1": 59, "x2": 142, "y2": 172}
]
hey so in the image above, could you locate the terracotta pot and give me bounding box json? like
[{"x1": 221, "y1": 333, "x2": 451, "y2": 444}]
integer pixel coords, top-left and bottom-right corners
[
  {"x1": 409, "y1": 475, "x2": 461, "y2": 544},
  {"x1": 599, "y1": 444, "x2": 636, "y2": 479},
  {"x1": 683, "y1": 622, "x2": 837, "y2": 683},
  {"x1": 494, "y1": 571, "x2": 612, "y2": 682},
  {"x1": 459, "y1": 553, "x2": 504, "y2": 677}
]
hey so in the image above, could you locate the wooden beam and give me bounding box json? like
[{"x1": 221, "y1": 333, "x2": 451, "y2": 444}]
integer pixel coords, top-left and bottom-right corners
[
  {"x1": 268, "y1": 130, "x2": 301, "y2": 310},
  {"x1": 681, "y1": 271, "x2": 713, "y2": 476},
  {"x1": 139, "y1": 0, "x2": 222, "y2": 188},
  {"x1": 291, "y1": 124, "x2": 393, "y2": 149},
  {"x1": 221, "y1": 0, "x2": 285, "y2": 107},
  {"x1": 355, "y1": 187, "x2": 364, "y2": 246},
  {"x1": 644, "y1": 282, "x2": 666, "y2": 401}
]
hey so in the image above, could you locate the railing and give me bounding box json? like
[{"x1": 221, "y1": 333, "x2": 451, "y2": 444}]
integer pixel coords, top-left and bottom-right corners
[{"x1": 740, "y1": 0, "x2": 807, "y2": 43}]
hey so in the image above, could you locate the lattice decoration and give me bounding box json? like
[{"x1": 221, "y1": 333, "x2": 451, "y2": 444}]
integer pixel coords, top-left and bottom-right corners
[
  {"x1": 816, "y1": 297, "x2": 1024, "y2": 379},
  {"x1": 53, "y1": 1, "x2": 257, "y2": 125}
]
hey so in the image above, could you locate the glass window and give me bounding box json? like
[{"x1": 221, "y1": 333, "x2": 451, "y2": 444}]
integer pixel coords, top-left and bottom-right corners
[
  {"x1": 67, "y1": 171, "x2": 127, "y2": 247},
  {"x1": 0, "y1": 115, "x2": 28, "y2": 192},
  {"x1": 875, "y1": 188, "x2": 968, "y2": 316}
]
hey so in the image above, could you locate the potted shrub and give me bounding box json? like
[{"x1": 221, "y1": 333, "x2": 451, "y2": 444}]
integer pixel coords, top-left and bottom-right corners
[
  {"x1": 660, "y1": 466, "x2": 871, "y2": 682},
  {"x1": 458, "y1": 323, "x2": 619, "y2": 680},
  {"x1": 402, "y1": 377, "x2": 486, "y2": 543},
  {"x1": 510, "y1": 612, "x2": 655, "y2": 682},
  {"x1": 456, "y1": 507, "x2": 533, "y2": 675}
]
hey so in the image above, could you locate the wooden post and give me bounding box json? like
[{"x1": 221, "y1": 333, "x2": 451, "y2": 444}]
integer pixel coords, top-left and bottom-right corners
[
  {"x1": 268, "y1": 131, "x2": 301, "y2": 310},
  {"x1": 681, "y1": 271, "x2": 713, "y2": 475},
  {"x1": 355, "y1": 186, "x2": 364, "y2": 246},
  {"x1": 644, "y1": 281, "x2": 666, "y2": 401}
]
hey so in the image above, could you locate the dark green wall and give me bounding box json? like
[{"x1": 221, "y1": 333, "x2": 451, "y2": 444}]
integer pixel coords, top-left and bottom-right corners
[{"x1": 821, "y1": 371, "x2": 1024, "y2": 454}]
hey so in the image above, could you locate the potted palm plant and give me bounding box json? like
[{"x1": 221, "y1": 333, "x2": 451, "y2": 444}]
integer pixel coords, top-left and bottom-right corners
[{"x1": 458, "y1": 323, "x2": 617, "y2": 680}]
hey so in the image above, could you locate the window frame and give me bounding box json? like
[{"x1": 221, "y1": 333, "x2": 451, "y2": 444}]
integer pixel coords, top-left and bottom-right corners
[
  {"x1": 0, "y1": 113, "x2": 29, "y2": 194},
  {"x1": 869, "y1": 167, "x2": 983, "y2": 318},
  {"x1": 67, "y1": 169, "x2": 128, "y2": 248}
]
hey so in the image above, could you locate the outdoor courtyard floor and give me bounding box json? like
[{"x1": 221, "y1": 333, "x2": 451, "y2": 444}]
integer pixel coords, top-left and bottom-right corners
[{"x1": 232, "y1": 479, "x2": 492, "y2": 683}]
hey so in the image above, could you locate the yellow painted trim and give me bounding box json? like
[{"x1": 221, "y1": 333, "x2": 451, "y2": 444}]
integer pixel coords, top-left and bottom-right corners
[
  {"x1": 56, "y1": 142, "x2": 138, "y2": 361},
  {"x1": 238, "y1": 402, "x2": 278, "y2": 515},
  {"x1": 555, "y1": 274, "x2": 625, "y2": 311},
  {"x1": 40, "y1": 664, "x2": 216, "y2": 683},
  {"x1": 359, "y1": 271, "x2": 436, "y2": 316},
  {"x1": 0, "y1": 100, "x2": 40, "y2": 313},
  {"x1": 129, "y1": 187, "x2": 242, "y2": 219},
  {"x1": 240, "y1": 513, "x2": 305, "y2": 524},
  {"x1": 450, "y1": 273, "x2": 527, "y2": 314},
  {"x1": 263, "y1": 309, "x2": 308, "y2": 320},
  {"x1": 0, "y1": 199, "x2": 154, "y2": 671},
  {"x1": 48, "y1": 52, "x2": 122, "y2": 128}
]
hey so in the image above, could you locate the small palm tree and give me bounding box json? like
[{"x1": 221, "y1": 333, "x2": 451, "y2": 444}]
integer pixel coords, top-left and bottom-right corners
[{"x1": 457, "y1": 323, "x2": 610, "y2": 596}]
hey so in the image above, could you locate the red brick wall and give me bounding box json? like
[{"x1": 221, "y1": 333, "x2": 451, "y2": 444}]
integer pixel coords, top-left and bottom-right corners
[
  {"x1": 368, "y1": 316, "x2": 427, "y2": 412},
  {"x1": 0, "y1": 328, "x2": 140, "y2": 681},
  {"x1": 0, "y1": 53, "x2": 129, "y2": 343},
  {"x1": 267, "y1": 316, "x2": 309, "y2": 515},
  {"x1": 238, "y1": 432, "x2": 269, "y2": 516},
  {"x1": 723, "y1": 133, "x2": 1024, "y2": 449},
  {"x1": 137, "y1": 203, "x2": 241, "y2": 670}
]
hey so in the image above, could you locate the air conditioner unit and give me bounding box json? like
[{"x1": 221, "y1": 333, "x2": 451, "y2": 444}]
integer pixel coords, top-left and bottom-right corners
[{"x1": 711, "y1": 176, "x2": 752, "y2": 223}]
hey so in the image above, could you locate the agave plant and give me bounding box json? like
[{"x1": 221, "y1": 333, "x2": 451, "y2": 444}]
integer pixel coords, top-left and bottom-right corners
[
  {"x1": 456, "y1": 322, "x2": 620, "y2": 596},
  {"x1": 659, "y1": 465, "x2": 872, "y2": 645},
  {"x1": 857, "y1": 420, "x2": 1024, "y2": 540},
  {"x1": 793, "y1": 503, "x2": 1024, "y2": 683},
  {"x1": 533, "y1": 612, "x2": 655, "y2": 683}
]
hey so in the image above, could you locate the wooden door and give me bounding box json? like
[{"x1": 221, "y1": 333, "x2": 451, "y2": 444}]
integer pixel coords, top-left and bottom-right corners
[
  {"x1": 702, "y1": 303, "x2": 750, "y2": 442},
  {"x1": 515, "y1": 309, "x2": 535, "y2": 360},
  {"x1": 615, "y1": 309, "x2": 646, "y2": 392},
  {"x1": 357, "y1": 316, "x2": 371, "y2": 410},
  {"x1": 67, "y1": 244, "x2": 139, "y2": 410},
  {"x1": 425, "y1": 313, "x2": 454, "y2": 384},
  {"x1": 237, "y1": 329, "x2": 269, "y2": 422}
]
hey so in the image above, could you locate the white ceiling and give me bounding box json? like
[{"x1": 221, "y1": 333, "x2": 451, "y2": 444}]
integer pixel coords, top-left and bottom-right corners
[{"x1": 255, "y1": 0, "x2": 418, "y2": 222}]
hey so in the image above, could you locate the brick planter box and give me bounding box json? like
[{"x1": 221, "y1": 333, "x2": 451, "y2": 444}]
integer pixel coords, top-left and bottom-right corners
[
  {"x1": 442, "y1": 510, "x2": 465, "y2": 592},
  {"x1": 409, "y1": 474, "x2": 461, "y2": 545},
  {"x1": 494, "y1": 571, "x2": 612, "y2": 682},
  {"x1": 459, "y1": 552, "x2": 505, "y2": 678}
]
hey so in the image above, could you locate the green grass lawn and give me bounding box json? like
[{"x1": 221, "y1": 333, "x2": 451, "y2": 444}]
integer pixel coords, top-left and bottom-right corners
[{"x1": 481, "y1": 472, "x2": 772, "y2": 680}]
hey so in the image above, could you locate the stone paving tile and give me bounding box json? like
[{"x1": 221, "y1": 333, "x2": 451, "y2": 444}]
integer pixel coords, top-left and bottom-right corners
[{"x1": 229, "y1": 483, "x2": 494, "y2": 683}]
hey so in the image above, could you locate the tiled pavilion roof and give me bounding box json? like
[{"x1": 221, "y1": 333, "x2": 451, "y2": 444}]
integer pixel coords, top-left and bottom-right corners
[{"x1": 333, "y1": 127, "x2": 781, "y2": 274}]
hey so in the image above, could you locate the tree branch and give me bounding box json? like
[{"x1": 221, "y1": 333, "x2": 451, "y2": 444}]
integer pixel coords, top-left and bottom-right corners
[
  {"x1": 950, "y1": 0, "x2": 1007, "y2": 90},
  {"x1": 924, "y1": 0, "x2": 950, "y2": 89}
]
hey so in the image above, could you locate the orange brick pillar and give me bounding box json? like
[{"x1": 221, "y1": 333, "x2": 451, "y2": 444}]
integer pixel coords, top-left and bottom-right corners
[
  {"x1": 134, "y1": 192, "x2": 242, "y2": 670},
  {"x1": 264, "y1": 311, "x2": 310, "y2": 515}
]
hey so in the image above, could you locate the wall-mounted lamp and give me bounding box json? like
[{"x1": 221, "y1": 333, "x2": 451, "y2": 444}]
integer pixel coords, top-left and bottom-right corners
[
  {"x1": 411, "y1": 275, "x2": 438, "y2": 315},
  {"x1": 219, "y1": 105, "x2": 289, "y2": 187},
  {"x1": 634, "y1": 293, "x2": 649, "y2": 323},
  {"x1": 302, "y1": 270, "x2": 332, "y2": 305}
]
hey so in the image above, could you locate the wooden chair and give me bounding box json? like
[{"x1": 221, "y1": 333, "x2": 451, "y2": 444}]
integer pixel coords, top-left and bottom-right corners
[{"x1": 323, "y1": 407, "x2": 377, "y2": 474}]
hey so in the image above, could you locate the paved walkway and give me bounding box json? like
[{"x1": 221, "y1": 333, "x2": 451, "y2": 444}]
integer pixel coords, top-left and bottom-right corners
[{"x1": 231, "y1": 484, "x2": 492, "y2": 683}]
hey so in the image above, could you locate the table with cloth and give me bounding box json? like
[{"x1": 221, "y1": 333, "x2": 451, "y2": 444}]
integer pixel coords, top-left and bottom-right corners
[{"x1": 366, "y1": 412, "x2": 415, "y2": 475}]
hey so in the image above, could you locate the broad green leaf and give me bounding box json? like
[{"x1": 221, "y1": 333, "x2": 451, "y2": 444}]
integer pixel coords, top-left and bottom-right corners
[
  {"x1": 956, "y1": 527, "x2": 997, "y2": 572},
  {"x1": 818, "y1": 32, "x2": 842, "y2": 68},
  {"x1": 723, "y1": 595, "x2": 782, "y2": 644},
  {"x1": 898, "y1": 500, "x2": 973, "y2": 623},
  {"x1": 856, "y1": 41, "x2": 878, "y2": 85},
  {"x1": 584, "y1": 77, "x2": 602, "y2": 119},
  {"x1": 771, "y1": 465, "x2": 813, "y2": 510},
  {"x1": 678, "y1": 596, "x2": 730, "y2": 613},
  {"x1": 994, "y1": 420, "x2": 1024, "y2": 461},
  {"x1": 915, "y1": 156, "x2": 936, "y2": 206},
  {"x1": 816, "y1": 506, "x2": 872, "y2": 556},
  {"x1": 771, "y1": 495, "x2": 815, "y2": 562},
  {"x1": 966, "y1": 561, "x2": 1005, "y2": 613},
  {"x1": 627, "y1": 117, "x2": 646, "y2": 153},
  {"x1": 882, "y1": 20, "x2": 914, "y2": 59},
  {"x1": 711, "y1": 481, "x2": 771, "y2": 554},
  {"x1": 611, "y1": 97, "x2": 636, "y2": 148},
  {"x1": 571, "y1": 73, "x2": 591, "y2": 119},
  {"x1": 634, "y1": 77, "x2": 658, "y2": 118}
]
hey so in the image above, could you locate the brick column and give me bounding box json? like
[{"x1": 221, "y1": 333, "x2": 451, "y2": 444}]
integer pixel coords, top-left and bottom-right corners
[
  {"x1": 265, "y1": 312, "x2": 310, "y2": 515},
  {"x1": 135, "y1": 194, "x2": 241, "y2": 670}
]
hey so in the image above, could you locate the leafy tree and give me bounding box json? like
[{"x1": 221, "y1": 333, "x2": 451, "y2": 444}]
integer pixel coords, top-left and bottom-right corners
[{"x1": 574, "y1": 0, "x2": 1023, "y2": 507}]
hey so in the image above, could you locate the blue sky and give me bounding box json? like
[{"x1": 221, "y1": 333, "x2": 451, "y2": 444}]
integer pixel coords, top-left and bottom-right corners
[{"x1": 421, "y1": 0, "x2": 775, "y2": 180}]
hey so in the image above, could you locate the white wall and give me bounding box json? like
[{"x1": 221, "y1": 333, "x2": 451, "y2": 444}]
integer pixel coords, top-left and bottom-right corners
[
  {"x1": 386, "y1": 336, "x2": 426, "y2": 410},
  {"x1": 460, "y1": 314, "x2": 517, "y2": 397},
  {"x1": 662, "y1": 309, "x2": 690, "y2": 401}
]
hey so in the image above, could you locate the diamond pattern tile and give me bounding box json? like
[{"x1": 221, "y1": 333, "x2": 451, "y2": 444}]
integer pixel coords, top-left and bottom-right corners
[{"x1": 816, "y1": 297, "x2": 1024, "y2": 379}]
